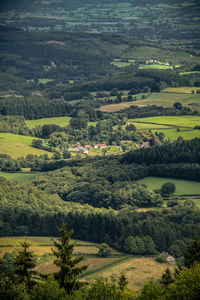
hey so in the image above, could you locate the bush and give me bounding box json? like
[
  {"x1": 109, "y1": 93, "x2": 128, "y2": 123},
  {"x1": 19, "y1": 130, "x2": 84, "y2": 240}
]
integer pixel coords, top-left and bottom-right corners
[{"x1": 155, "y1": 254, "x2": 167, "y2": 263}]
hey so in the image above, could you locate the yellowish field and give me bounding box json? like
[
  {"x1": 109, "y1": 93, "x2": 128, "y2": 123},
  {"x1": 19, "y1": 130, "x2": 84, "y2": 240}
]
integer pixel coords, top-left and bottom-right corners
[
  {"x1": 162, "y1": 87, "x2": 200, "y2": 94},
  {"x1": 99, "y1": 102, "x2": 137, "y2": 113},
  {"x1": 99, "y1": 257, "x2": 175, "y2": 291},
  {"x1": 0, "y1": 236, "x2": 174, "y2": 291}
]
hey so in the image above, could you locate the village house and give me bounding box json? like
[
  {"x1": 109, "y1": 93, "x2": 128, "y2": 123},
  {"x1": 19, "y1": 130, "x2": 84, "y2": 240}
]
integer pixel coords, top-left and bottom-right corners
[{"x1": 93, "y1": 143, "x2": 107, "y2": 149}]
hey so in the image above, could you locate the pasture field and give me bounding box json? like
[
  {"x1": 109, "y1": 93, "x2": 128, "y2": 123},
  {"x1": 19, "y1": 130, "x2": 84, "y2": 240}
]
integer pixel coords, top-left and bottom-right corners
[
  {"x1": 0, "y1": 133, "x2": 41, "y2": 146},
  {"x1": 26, "y1": 116, "x2": 71, "y2": 128},
  {"x1": 137, "y1": 177, "x2": 200, "y2": 195},
  {"x1": 0, "y1": 171, "x2": 37, "y2": 183},
  {"x1": 97, "y1": 257, "x2": 175, "y2": 291},
  {"x1": 162, "y1": 87, "x2": 200, "y2": 94},
  {"x1": 99, "y1": 91, "x2": 200, "y2": 112},
  {"x1": 139, "y1": 64, "x2": 173, "y2": 70},
  {"x1": 132, "y1": 92, "x2": 200, "y2": 109},
  {"x1": 130, "y1": 115, "x2": 200, "y2": 128},
  {"x1": 152, "y1": 128, "x2": 200, "y2": 141},
  {"x1": 0, "y1": 137, "x2": 52, "y2": 158},
  {"x1": 0, "y1": 236, "x2": 174, "y2": 291}
]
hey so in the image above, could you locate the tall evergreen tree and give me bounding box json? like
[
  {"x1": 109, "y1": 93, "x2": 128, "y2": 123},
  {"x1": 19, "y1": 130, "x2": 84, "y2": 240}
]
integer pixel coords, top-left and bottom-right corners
[
  {"x1": 52, "y1": 222, "x2": 87, "y2": 294},
  {"x1": 184, "y1": 236, "x2": 200, "y2": 268},
  {"x1": 14, "y1": 241, "x2": 37, "y2": 290}
]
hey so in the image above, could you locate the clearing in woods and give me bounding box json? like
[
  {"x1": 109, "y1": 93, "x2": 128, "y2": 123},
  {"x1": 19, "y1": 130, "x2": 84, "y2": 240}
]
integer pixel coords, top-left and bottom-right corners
[{"x1": 0, "y1": 236, "x2": 174, "y2": 291}]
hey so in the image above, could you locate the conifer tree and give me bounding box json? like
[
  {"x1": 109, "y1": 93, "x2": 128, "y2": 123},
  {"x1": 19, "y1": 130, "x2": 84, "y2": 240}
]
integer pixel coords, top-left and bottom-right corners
[
  {"x1": 14, "y1": 241, "x2": 37, "y2": 290},
  {"x1": 52, "y1": 222, "x2": 87, "y2": 294},
  {"x1": 184, "y1": 236, "x2": 200, "y2": 268}
]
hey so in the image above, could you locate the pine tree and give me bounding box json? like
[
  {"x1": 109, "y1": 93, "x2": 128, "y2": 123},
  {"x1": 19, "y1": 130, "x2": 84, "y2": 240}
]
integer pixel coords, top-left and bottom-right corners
[
  {"x1": 52, "y1": 222, "x2": 87, "y2": 294},
  {"x1": 184, "y1": 236, "x2": 200, "y2": 268},
  {"x1": 14, "y1": 241, "x2": 37, "y2": 290}
]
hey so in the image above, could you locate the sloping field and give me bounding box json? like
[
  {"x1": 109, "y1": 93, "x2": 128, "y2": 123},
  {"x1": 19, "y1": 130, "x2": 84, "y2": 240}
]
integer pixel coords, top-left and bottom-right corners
[
  {"x1": 0, "y1": 171, "x2": 37, "y2": 183},
  {"x1": 99, "y1": 91, "x2": 200, "y2": 112},
  {"x1": 0, "y1": 236, "x2": 174, "y2": 291},
  {"x1": 26, "y1": 116, "x2": 71, "y2": 128},
  {"x1": 152, "y1": 128, "x2": 200, "y2": 140},
  {"x1": 133, "y1": 92, "x2": 200, "y2": 109},
  {"x1": 162, "y1": 87, "x2": 200, "y2": 94},
  {"x1": 0, "y1": 133, "x2": 52, "y2": 158},
  {"x1": 130, "y1": 115, "x2": 200, "y2": 128},
  {"x1": 137, "y1": 177, "x2": 200, "y2": 195}
]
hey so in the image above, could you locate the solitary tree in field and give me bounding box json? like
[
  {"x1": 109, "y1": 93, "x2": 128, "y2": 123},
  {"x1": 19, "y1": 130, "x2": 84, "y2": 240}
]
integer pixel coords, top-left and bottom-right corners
[
  {"x1": 161, "y1": 182, "x2": 176, "y2": 196},
  {"x1": 52, "y1": 222, "x2": 87, "y2": 294}
]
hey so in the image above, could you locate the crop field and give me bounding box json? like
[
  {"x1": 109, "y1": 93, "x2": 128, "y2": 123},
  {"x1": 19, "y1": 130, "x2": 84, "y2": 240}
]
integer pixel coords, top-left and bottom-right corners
[
  {"x1": 0, "y1": 171, "x2": 37, "y2": 183},
  {"x1": 26, "y1": 116, "x2": 71, "y2": 128},
  {"x1": 0, "y1": 236, "x2": 174, "y2": 291},
  {"x1": 137, "y1": 177, "x2": 200, "y2": 195},
  {"x1": 0, "y1": 136, "x2": 52, "y2": 158}
]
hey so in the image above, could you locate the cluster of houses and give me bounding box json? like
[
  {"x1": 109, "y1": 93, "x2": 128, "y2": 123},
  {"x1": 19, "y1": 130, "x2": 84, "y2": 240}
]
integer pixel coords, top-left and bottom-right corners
[
  {"x1": 67, "y1": 140, "x2": 150, "y2": 155},
  {"x1": 68, "y1": 142, "x2": 107, "y2": 155}
]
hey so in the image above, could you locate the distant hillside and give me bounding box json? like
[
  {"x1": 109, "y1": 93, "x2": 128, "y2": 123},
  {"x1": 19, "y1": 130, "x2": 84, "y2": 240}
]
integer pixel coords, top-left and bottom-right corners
[{"x1": 0, "y1": 0, "x2": 200, "y2": 46}]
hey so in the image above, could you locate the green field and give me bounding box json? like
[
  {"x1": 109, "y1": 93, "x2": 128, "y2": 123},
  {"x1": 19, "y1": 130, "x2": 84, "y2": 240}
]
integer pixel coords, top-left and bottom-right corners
[
  {"x1": 152, "y1": 128, "x2": 200, "y2": 140},
  {"x1": 26, "y1": 116, "x2": 71, "y2": 128},
  {"x1": 139, "y1": 64, "x2": 173, "y2": 70},
  {"x1": 132, "y1": 92, "x2": 200, "y2": 109},
  {"x1": 0, "y1": 133, "x2": 52, "y2": 158},
  {"x1": 137, "y1": 177, "x2": 200, "y2": 195},
  {"x1": 0, "y1": 133, "x2": 40, "y2": 146},
  {"x1": 130, "y1": 116, "x2": 200, "y2": 128},
  {"x1": 0, "y1": 171, "x2": 37, "y2": 183}
]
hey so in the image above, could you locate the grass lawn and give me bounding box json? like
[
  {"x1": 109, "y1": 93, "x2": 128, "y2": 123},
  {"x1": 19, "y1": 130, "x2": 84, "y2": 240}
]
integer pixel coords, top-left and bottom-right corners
[
  {"x1": 0, "y1": 171, "x2": 37, "y2": 183},
  {"x1": 137, "y1": 176, "x2": 200, "y2": 195},
  {"x1": 26, "y1": 116, "x2": 71, "y2": 128}
]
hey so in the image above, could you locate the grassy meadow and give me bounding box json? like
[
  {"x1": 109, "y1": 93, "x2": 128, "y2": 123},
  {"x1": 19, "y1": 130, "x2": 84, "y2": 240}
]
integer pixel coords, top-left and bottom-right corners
[
  {"x1": 99, "y1": 89, "x2": 200, "y2": 113},
  {"x1": 0, "y1": 236, "x2": 174, "y2": 291},
  {"x1": 0, "y1": 133, "x2": 52, "y2": 158},
  {"x1": 0, "y1": 171, "x2": 37, "y2": 183},
  {"x1": 26, "y1": 116, "x2": 71, "y2": 128},
  {"x1": 162, "y1": 87, "x2": 200, "y2": 94},
  {"x1": 132, "y1": 92, "x2": 200, "y2": 110},
  {"x1": 130, "y1": 115, "x2": 200, "y2": 128},
  {"x1": 137, "y1": 176, "x2": 200, "y2": 195},
  {"x1": 152, "y1": 128, "x2": 200, "y2": 141}
]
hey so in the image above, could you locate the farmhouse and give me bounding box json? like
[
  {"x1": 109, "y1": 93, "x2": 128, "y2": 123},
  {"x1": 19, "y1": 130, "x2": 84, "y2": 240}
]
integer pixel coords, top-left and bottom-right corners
[{"x1": 93, "y1": 143, "x2": 107, "y2": 149}]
